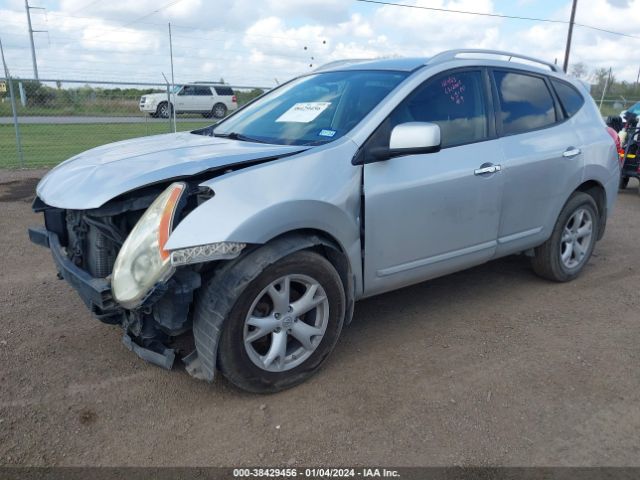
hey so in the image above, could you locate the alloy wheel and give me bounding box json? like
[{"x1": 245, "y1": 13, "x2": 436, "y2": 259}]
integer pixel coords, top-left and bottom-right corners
[
  {"x1": 243, "y1": 274, "x2": 329, "y2": 372},
  {"x1": 560, "y1": 207, "x2": 594, "y2": 269}
]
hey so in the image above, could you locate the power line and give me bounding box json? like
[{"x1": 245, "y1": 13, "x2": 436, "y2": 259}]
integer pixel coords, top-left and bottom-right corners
[
  {"x1": 81, "y1": 0, "x2": 187, "y2": 42},
  {"x1": 355, "y1": 0, "x2": 568, "y2": 23},
  {"x1": 354, "y1": 0, "x2": 640, "y2": 40}
]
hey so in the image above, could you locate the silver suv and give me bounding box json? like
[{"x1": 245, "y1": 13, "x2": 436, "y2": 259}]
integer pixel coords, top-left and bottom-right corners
[{"x1": 30, "y1": 50, "x2": 619, "y2": 392}]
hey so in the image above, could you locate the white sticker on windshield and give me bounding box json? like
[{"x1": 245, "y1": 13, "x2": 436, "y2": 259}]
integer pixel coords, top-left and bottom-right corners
[{"x1": 276, "y1": 102, "x2": 331, "y2": 123}]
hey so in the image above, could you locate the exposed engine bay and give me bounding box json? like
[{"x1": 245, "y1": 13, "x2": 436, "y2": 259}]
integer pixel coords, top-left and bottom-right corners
[{"x1": 33, "y1": 179, "x2": 215, "y2": 370}]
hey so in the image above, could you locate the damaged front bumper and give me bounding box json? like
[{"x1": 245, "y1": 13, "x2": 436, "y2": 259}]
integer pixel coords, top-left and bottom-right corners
[
  {"x1": 28, "y1": 226, "x2": 201, "y2": 374},
  {"x1": 29, "y1": 226, "x2": 119, "y2": 320}
]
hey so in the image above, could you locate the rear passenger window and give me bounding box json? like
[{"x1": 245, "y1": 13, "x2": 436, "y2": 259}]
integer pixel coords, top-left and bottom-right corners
[
  {"x1": 214, "y1": 86, "x2": 234, "y2": 96},
  {"x1": 494, "y1": 71, "x2": 556, "y2": 135},
  {"x1": 390, "y1": 70, "x2": 488, "y2": 148},
  {"x1": 551, "y1": 79, "x2": 584, "y2": 118}
]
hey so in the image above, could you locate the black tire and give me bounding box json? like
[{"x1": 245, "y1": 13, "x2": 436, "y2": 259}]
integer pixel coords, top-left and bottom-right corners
[
  {"x1": 156, "y1": 101, "x2": 172, "y2": 119},
  {"x1": 620, "y1": 176, "x2": 629, "y2": 189},
  {"x1": 212, "y1": 103, "x2": 227, "y2": 119},
  {"x1": 531, "y1": 192, "x2": 599, "y2": 282},
  {"x1": 195, "y1": 249, "x2": 345, "y2": 393}
]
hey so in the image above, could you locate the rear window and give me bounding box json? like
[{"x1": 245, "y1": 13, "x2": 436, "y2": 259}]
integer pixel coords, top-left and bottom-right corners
[
  {"x1": 494, "y1": 70, "x2": 557, "y2": 136},
  {"x1": 214, "y1": 86, "x2": 234, "y2": 96},
  {"x1": 551, "y1": 79, "x2": 584, "y2": 118}
]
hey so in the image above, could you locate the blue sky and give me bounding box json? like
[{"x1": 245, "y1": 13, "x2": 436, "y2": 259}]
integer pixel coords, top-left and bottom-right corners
[{"x1": 0, "y1": 0, "x2": 635, "y2": 86}]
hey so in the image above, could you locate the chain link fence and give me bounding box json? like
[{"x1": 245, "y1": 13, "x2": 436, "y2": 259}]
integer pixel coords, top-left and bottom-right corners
[
  {"x1": 0, "y1": 77, "x2": 267, "y2": 169},
  {"x1": 2, "y1": 75, "x2": 639, "y2": 169}
]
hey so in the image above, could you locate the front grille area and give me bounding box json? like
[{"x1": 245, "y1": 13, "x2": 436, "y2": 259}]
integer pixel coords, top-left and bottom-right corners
[{"x1": 65, "y1": 210, "x2": 125, "y2": 278}]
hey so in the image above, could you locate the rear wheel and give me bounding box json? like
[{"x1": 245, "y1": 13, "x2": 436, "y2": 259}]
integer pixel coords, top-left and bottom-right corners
[
  {"x1": 212, "y1": 103, "x2": 227, "y2": 119},
  {"x1": 620, "y1": 176, "x2": 629, "y2": 189},
  {"x1": 531, "y1": 192, "x2": 599, "y2": 282},
  {"x1": 196, "y1": 250, "x2": 346, "y2": 393}
]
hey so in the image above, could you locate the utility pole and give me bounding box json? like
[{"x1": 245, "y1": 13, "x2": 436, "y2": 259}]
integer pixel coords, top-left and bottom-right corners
[
  {"x1": 168, "y1": 22, "x2": 175, "y2": 86},
  {"x1": 562, "y1": 0, "x2": 578, "y2": 73},
  {"x1": 168, "y1": 22, "x2": 176, "y2": 133},
  {"x1": 1, "y1": 36, "x2": 25, "y2": 167},
  {"x1": 25, "y1": 0, "x2": 46, "y2": 80}
]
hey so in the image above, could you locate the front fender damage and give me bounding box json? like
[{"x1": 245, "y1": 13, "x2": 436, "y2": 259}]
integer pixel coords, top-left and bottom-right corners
[{"x1": 184, "y1": 233, "x2": 354, "y2": 383}]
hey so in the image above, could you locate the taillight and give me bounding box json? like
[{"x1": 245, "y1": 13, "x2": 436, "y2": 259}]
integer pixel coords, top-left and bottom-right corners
[
  {"x1": 606, "y1": 127, "x2": 624, "y2": 167},
  {"x1": 232, "y1": 95, "x2": 237, "y2": 103}
]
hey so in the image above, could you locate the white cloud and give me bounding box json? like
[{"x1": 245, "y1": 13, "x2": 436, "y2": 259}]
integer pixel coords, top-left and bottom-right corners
[{"x1": 0, "y1": 0, "x2": 637, "y2": 85}]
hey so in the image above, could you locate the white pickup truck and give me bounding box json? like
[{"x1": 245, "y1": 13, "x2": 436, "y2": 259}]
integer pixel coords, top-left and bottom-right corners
[{"x1": 139, "y1": 84, "x2": 238, "y2": 118}]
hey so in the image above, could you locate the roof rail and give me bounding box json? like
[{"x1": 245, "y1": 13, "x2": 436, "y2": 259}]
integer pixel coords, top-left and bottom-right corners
[
  {"x1": 314, "y1": 59, "x2": 370, "y2": 72},
  {"x1": 427, "y1": 49, "x2": 562, "y2": 73}
]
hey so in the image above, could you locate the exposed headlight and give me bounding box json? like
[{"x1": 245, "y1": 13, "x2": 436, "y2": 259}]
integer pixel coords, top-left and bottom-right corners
[
  {"x1": 112, "y1": 182, "x2": 186, "y2": 309},
  {"x1": 170, "y1": 242, "x2": 246, "y2": 267}
]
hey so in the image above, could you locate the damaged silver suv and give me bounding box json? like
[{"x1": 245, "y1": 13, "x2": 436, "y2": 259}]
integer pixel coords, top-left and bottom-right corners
[{"x1": 29, "y1": 50, "x2": 620, "y2": 392}]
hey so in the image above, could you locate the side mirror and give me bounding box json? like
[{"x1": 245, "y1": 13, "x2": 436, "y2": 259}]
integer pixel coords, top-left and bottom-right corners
[
  {"x1": 360, "y1": 122, "x2": 441, "y2": 164},
  {"x1": 389, "y1": 122, "x2": 441, "y2": 156}
]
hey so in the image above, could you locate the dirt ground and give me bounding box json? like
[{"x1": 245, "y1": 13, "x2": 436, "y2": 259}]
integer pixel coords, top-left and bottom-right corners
[{"x1": 1, "y1": 169, "x2": 639, "y2": 467}]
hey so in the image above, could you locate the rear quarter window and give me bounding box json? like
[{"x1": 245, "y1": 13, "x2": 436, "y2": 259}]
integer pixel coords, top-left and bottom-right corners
[
  {"x1": 494, "y1": 70, "x2": 557, "y2": 136},
  {"x1": 214, "y1": 86, "x2": 234, "y2": 96},
  {"x1": 551, "y1": 79, "x2": 585, "y2": 118}
]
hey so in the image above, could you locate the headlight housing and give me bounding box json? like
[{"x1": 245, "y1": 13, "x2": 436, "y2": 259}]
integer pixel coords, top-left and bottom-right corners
[{"x1": 112, "y1": 182, "x2": 186, "y2": 309}]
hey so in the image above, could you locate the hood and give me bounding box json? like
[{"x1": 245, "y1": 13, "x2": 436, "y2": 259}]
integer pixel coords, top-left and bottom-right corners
[{"x1": 37, "y1": 132, "x2": 309, "y2": 209}]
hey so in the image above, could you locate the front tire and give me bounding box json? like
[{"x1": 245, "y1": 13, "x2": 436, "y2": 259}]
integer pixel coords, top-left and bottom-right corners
[
  {"x1": 196, "y1": 250, "x2": 345, "y2": 393},
  {"x1": 156, "y1": 102, "x2": 172, "y2": 118},
  {"x1": 531, "y1": 192, "x2": 599, "y2": 282}
]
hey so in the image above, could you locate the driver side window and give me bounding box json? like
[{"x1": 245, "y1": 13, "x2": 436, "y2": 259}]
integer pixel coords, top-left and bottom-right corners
[{"x1": 391, "y1": 70, "x2": 489, "y2": 148}]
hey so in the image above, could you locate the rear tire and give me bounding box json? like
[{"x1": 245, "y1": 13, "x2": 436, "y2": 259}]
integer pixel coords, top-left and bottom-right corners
[
  {"x1": 620, "y1": 176, "x2": 629, "y2": 189},
  {"x1": 212, "y1": 103, "x2": 227, "y2": 119},
  {"x1": 195, "y1": 249, "x2": 345, "y2": 393},
  {"x1": 531, "y1": 192, "x2": 599, "y2": 282}
]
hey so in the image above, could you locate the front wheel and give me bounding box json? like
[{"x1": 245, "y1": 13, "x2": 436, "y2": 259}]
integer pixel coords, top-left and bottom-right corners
[
  {"x1": 531, "y1": 192, "x2": 599, "y2": 282},
  {"x1": 196, "y1": 250, "x2": 346, "y2": 393},
  {"x1": 156, "y1": 102, "x2": 172, "y2": 118}
]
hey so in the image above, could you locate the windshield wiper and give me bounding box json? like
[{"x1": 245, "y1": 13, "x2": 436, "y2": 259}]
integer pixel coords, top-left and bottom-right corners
[{"x1": 213, "y1": 131, "x2": 268, "y2": 143}]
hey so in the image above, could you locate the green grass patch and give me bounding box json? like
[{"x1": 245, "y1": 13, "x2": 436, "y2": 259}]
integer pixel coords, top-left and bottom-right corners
[{"x1": 0, "y1": 121, "x2": 213, "y2": 168}]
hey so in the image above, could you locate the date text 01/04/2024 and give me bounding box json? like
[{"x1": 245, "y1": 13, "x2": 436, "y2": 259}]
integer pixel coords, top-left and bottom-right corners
[{"x1": 232, "y1": 468, "x2": 400, "y2": 478}]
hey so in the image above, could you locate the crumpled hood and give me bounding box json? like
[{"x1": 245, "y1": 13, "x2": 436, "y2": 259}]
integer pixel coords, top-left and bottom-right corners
[{"x1": 37, "y1": 131, "x2": 309, "y2": 209}]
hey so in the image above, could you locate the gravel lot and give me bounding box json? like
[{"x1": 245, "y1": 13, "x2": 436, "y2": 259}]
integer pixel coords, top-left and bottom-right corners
[{"x1": 1, "y1": 169, "x2": 639, "y2": 467}]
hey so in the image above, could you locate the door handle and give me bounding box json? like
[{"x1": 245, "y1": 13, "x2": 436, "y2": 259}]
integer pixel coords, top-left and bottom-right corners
[
  {"x1": 563, "y1": 147, "x2": 581, "y2": 158},
  {"x1": 474, "y1": 164, "x2": 501, "y2": 175}
]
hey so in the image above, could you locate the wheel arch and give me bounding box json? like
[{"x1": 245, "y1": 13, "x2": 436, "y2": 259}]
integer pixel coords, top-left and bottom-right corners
[
  {"x1": 188, "y1": 230, "x2": 355, "y2": 382},
  {"x1": 574, "y1": 179, "x2": 607, "y2": 240}
]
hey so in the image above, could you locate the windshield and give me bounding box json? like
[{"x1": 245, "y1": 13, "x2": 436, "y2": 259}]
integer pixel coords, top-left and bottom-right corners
[
  {"x1": 171, "y1": 85, "x2": 182, "y2": 93},
  {"x1": 213, "y1": 70, "x2": 408, "y2": 145}
]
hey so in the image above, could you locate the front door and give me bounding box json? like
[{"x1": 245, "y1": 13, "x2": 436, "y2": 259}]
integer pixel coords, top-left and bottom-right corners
[
  {"x1": 363, "y1": 69, "x2": 504, "y2": 296},
  {"x1": 175, "y1": 85, "x2": 207, "y2": 112}
]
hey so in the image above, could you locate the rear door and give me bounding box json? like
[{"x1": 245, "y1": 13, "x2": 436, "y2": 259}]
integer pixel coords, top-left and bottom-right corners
[
  {"x1": 490, "y1": 69, "x2": 584, "y2": 255},
  {"x1": 363, "y1": 69, "x2": 505, "y2": 296}
]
